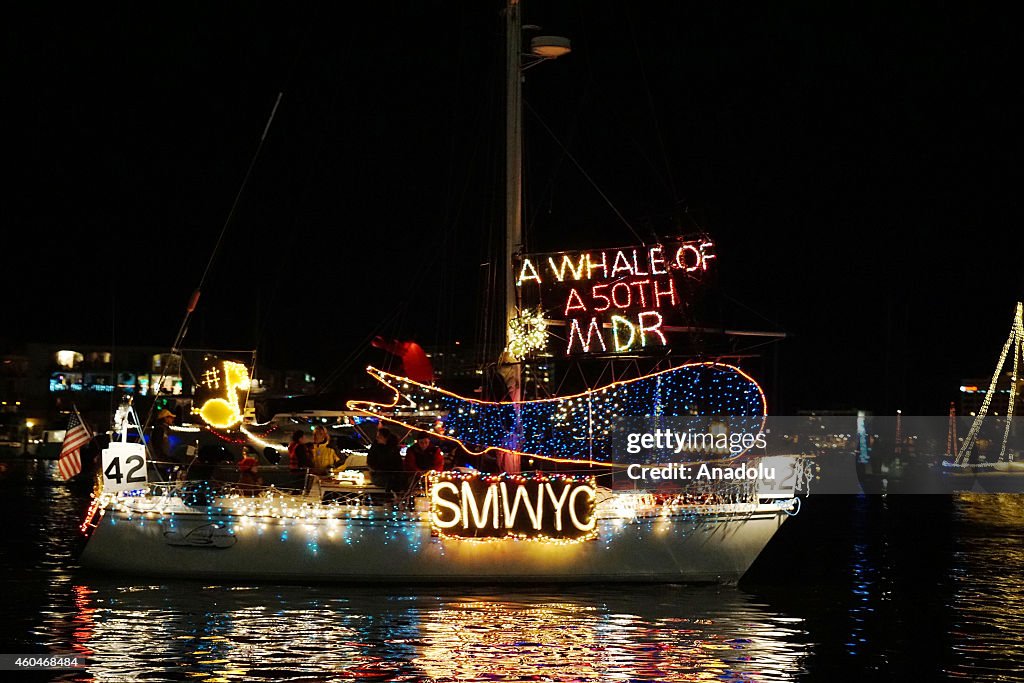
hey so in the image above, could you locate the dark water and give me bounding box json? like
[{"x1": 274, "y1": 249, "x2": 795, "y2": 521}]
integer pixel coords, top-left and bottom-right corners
[{"x1": 2, "y1": 463, "x2": 1023, "y2": 682}]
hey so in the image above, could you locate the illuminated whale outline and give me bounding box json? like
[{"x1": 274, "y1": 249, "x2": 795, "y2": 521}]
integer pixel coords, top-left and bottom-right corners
[{"x1": 347, "y1": 362, "x2": 767, "y2": 467}]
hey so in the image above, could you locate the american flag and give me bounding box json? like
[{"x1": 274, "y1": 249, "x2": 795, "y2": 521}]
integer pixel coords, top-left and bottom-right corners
[{"x1": 58, "y1": 411, "x2": 91, "y2": 481}]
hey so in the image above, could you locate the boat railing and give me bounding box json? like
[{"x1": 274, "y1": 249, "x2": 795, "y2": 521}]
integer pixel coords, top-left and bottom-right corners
[{"x1": 115, "y1": 467, "x2": 427, "y2": 508}]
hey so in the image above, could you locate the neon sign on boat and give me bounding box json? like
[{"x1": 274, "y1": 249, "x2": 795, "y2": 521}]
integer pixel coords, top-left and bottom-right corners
[
  {"x1": 429, "y1": 471, "x2": 597, "y2": 542},
  {"x1": 516, "y1": 237, "x2": 716, "y2": 355},
  {"x1": 194, "y1": 359, "x2": 251, "y2": 429}
]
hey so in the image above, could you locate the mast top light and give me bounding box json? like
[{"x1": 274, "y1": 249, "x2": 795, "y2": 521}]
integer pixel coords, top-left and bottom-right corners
[{"x1": 530, "y1": 36, "x2": 571, "y2": 59}]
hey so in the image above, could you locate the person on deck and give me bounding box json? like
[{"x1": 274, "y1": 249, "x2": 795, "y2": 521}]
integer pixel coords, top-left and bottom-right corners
[
  {"x1": 405, "y1": 432, "x2": 444, "y2": 473},
  {"x1": 310, "y1": 425, "x2": 340, "y2": 474},
  {"x1": 237, "y1": 446, "x2": 264, "y2": 493},
  {"x1": 288, "y1": 430, "x2": 312, "y2": 472},
  {"x1": 150, "y1": 409, "x2": 180, "y2": 480},
  {"x1": 368, "y1": 427, "x2": 405, "y2": 494}
]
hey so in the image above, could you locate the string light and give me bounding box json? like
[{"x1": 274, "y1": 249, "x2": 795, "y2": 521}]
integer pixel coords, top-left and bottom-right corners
[
  {"x1": 506, "y1": 308, "x2": 549, "y2": 360},
  {"x1": 348, "y1": 362, "x2": 766, "y2": 467},
  {"x1": 168, "y1": 424, "x2": 202, "y2": 433},
  {"x1": 195, "y1": 361, "x2": 251, "y2": 429},
  {"x1": 239, "y1": 425, "x2": 288, "y2": 453},
  {"x1": 517, "y1": 242, "x2": 715, "y2": 287},
  {"x1": 956, "y1": 302, "x2": 1023, "y2": 465},
  {"x1": 517, "y1": 239, "x2": 713, "y2": 356},
  {"x1": 567, "y1": 318, "x2": 606, "y2": 354},
  {"x1": 79, "y1": 494, "x2": 105, "y2": 534},
  {"x1": 82, "y1": 480, "x2": 795, "y2": 549}
]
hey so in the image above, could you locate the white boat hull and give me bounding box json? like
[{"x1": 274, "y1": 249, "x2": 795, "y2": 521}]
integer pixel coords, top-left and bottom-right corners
[{"x1": 79, "y1": 501, "x2": 793, "y2": 583}]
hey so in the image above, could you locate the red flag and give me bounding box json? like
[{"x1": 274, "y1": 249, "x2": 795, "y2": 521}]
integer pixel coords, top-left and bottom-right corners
[
  {"x1": 370, "y1": 337, "x2": 434, "y2": 384},
  {"x1": 58, "y1": 411, "x2": 91, "y2": 481}
]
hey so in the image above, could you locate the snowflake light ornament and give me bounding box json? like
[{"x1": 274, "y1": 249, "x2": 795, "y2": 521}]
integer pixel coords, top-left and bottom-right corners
[{"x1": 506, "y1": 308, "x2": 549, "y2": 360}]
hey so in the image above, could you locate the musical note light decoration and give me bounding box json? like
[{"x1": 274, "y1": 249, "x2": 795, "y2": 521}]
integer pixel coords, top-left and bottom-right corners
[{"x1": 196, "y1": 361, "x2": 251, "y2": 429}]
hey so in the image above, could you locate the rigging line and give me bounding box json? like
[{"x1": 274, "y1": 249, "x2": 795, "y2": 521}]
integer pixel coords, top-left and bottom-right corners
[
  {"x1": 478, "y1": 260, "x2": 497, "y2": 368},
  {"x1": 432, "y1": 132, "x2": 477, "y2": 353},
  {"x1": 720, "y1": 293, "x2": 786, "y2": 331},
  {"x1": 255, "y1": 142, "x2": 328, "y2": 351},
  {"x1": 317, "y1": 311, "x2": 399, "y2": 394},
  {"x1": 172, "y1": 92, "x2": 284, "y2": 354},
  {"x1": 198, "y1": 90, "x2": 283, "y2": 294},
  {"x1": 524, "y1": 69, "x2": 593, "y2": 241},
  {"x1": 110, "y1": 292, "x2": 116, "y2": 416},
  {"x1": 255, "y1": 30, "x2": 350, "y2": 351},
  {"x1": 146, "y1": 94, "x2": 283, "y2": 437},
  {"x1": 624, "y1": 4, "x2": 679, "y2": 207},
  {"x1": 253, "y1": 6, "x2": 344, "y2": 360},
  {"x1": 524, "y1": 99, "x2": 645, "y2": 245},
  {"x1": 440, "y1": 6, "x2": 471, "y2": 232},
  {"x1": 622, "y1": 129, "x2": 675, "y2": 201},
  {"x1": 418, "y1": 44, "x2": 499, "y2": 341},
  {"x1": 727, "y1": 338, "x2": 783, "y2": 357},
  {"x1": 477, "y1": 162, "x2": 501, "y2": 364},
  {"x1": 355, "y1": 306, "x2": 406, "y2": 383},
  {"x1": 552, "y1": 359, "x2": 572, "y2": 397},
  {"x1": 591, "y1": 361, "x2": 611, "y2": 392}
]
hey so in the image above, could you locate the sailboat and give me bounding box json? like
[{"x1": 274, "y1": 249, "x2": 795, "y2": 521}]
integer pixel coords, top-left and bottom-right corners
[
  {"x1": 944, "y1": 302, "x2": 1024, "y2": 491},
  {"x1": 77, "y1": 1, "x2": 800, "y2": 582}
]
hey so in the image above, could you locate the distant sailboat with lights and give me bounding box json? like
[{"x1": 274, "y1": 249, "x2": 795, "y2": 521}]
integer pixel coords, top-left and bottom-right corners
[
  {"x1": 944, "y1": 302, "x2": 1024, "y2": 486},
  {"x1": 77, "y1": 1, "x2": 800, "y2": 582}
]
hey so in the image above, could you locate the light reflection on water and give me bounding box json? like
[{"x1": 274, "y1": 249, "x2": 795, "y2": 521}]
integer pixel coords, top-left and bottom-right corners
[
  {"x1": 5, "y1": 471, "x2": 1024, "y2": 680},
  {"x1": 6, "y1": 478, "x2": 811, "y2": 681},
  {"x1": 40, "y1": 583, "x2": 810, "y2": 682},
  {"x1": 948, "y1": 493, "x2": 1024, "y2": 682}
]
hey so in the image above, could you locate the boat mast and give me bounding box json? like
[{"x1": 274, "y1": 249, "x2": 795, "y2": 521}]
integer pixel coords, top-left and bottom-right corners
[
  {"x1": 504, "y1": 0, "x2": 523, "y2": 371},
  {"x1": 502, "y1": 1, "x2": 570, "y2": 393}
]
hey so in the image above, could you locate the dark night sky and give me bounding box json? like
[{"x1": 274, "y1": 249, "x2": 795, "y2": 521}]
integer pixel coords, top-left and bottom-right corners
[{"x1": 4, "y1": 1, "x2": 1022, "y2": 414}]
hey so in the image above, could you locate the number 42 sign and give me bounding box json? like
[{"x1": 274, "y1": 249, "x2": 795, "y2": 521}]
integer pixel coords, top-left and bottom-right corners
[{"x1": 101, "y1": 442, "x2": 148, "y2": 492}]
